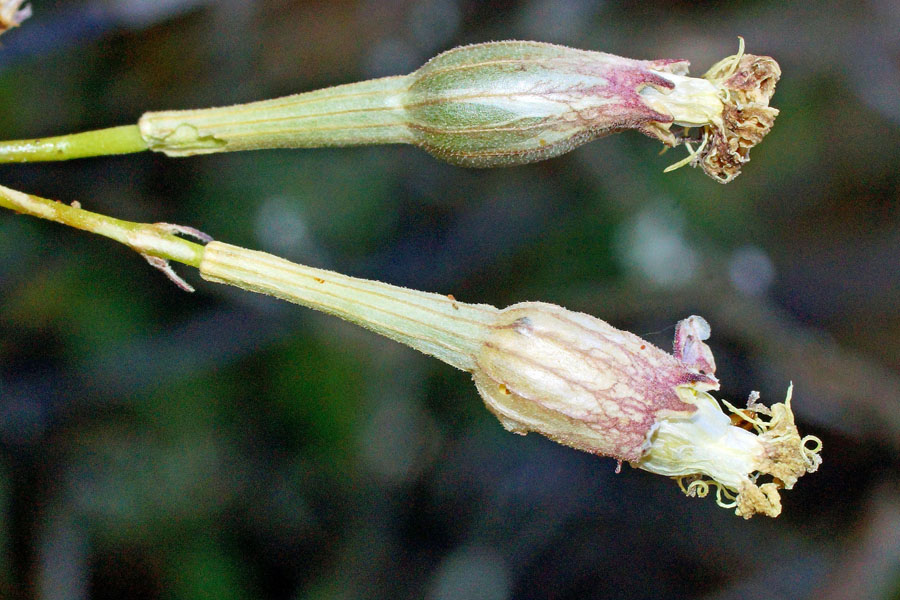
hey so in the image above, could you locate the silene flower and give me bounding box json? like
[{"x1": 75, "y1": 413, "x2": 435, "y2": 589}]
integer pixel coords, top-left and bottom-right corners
[
  {"x1": 197, "y1": 242, "x2": 822, "y2": 518},
  {"x1": 0, "y1": 39, "x2": 780, "y2": 183},
  {"x1": 0, "y1": 184, "x2": 823, "y2": 518},
  {"x1": 138, "y1": 39, "x2": 779, "y2": 183}
]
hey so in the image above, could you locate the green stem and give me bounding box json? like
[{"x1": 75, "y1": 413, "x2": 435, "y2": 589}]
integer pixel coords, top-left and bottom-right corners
[
  {"x1": 0, "y1": 125, "x2": 148, "y2": 163},
  {"x1": 0, "y1": 76, "x2": 413, "y2": 162}
]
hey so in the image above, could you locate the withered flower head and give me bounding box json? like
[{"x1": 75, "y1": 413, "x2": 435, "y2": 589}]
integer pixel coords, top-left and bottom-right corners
[
  {"x1": 641, "y1": 38, "x2": 781, "y2": 182},
  {"x1": 699, "y1": 50, "x2": 780, "y2": 182},
  {"x1": 472, "y1": 304, "x2": 820, "y2": 518}
]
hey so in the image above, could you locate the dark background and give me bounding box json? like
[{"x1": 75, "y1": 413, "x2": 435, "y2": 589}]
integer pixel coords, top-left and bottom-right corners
[{"x1": 1, "y1": 1, "x2": 898, "y2": 598}]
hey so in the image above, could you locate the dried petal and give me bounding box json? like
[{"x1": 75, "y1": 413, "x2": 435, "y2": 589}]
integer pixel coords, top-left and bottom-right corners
[{"x1": 699, "y1": 53, "x2": 781, "y2": 183}]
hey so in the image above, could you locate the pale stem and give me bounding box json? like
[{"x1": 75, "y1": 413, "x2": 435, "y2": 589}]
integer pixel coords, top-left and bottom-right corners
[
  {"x1": 0, "y1": 184, "x2": 495, "y2": 371},
  {"x1": 0, "y1": 184, "x2": 203, "y2": 266}
]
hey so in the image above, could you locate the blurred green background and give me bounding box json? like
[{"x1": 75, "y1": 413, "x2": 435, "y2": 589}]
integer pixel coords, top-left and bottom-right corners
[{"x1": 1, "y1": 1, "x2": 899, "y2": 599}]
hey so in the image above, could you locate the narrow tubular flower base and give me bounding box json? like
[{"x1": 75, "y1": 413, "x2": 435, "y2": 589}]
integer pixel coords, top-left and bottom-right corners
[
  {"x1": 199, "y1": 241, "x2": 496, "y2": 372},
  {"x1": 200, "y1": 242, "x2": 821, "y2": 518}
]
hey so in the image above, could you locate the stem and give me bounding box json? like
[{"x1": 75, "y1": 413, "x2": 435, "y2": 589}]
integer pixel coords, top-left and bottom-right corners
[
  {"x1": 138, "y1": 75, "x2": 414, "y2": 157},
  {"x1": 0, "y1": 125, "x2": 148, "y2": 163},
  {"x1": 199, "y1": 242, "x2": 496, "y2": 371},
  {"x1": 0, "y1": 184, "x2": 203, "y2": 266},
  {"x1": 0, "y1": 183, "x2": 495, "y2": 371}
]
